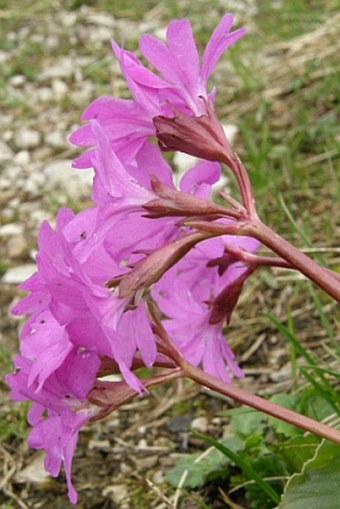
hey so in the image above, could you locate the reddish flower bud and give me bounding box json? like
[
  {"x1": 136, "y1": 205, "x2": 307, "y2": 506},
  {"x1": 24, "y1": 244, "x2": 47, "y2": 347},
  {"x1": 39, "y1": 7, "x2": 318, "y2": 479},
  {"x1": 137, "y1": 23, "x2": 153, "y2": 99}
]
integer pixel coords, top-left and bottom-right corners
[
  {"x1": 143, "y1": 176, "x2": 230, "y2": 218},
  {"x1": 209, "y1": 267, "x2": 254, "y2": 325},
  {"x1": 88, "y1": 369, "x2": 182, "y2": 421},
  {"x1": 153, "y1": 101, "x2": 235, "y2": 167}
]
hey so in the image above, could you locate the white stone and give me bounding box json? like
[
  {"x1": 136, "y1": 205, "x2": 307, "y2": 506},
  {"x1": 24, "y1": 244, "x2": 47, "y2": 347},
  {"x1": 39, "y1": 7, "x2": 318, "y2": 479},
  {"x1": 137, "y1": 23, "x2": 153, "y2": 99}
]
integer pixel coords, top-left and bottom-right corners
[
  {"x1": 173, "y1": 152, "x2": 198, "y2": 174},
  {"x1": 8, "y1": 197, "x2": 20, "y2": 208},
  {"x1": 191, "y1": 416, "x2": 208, "y2": 433},
  {"x1": 3, "y1": 165, "x2": 21, "y2": 180},
  {"x1": 153, "y1": 27, "x2": 167, "y2": 40},
  {"x1": 42, "y1": 159, "x2": 93, "y2": 199},
  {"x1": 23, "y1": 172, "x2": 45, "y2": 196},
  {"x1": 23, "y1": 178, "x2": 39, "y2": 196},
  {"x1": 88, "y1": 26, "x2": 113, "y2": 43},
  {"x1": 15, "y1": 453, "x2": 50, "y2": 485},
  {"x1": 86, "y1": 13, "x2": 116, "y2": 28},
  {"x1": 0, "y1": 50, "x2": 9, "y2": 64},
  {"x1": 98, "y1": 374, "x2": 122, "y2": 382},
  {"x1": 120, "y1": 463, "x2": 132, "y2": 475},
  {"x1": 45, "y1": 35, "x2": 59, "y2": 51},
  {"x1": 7, "y1": 235, "x2": 28, "y2": 258},
  {"x1": 14, "y1": 127, "x2": 41, "y2": 150},
  {"x1": 137, "y1": 438, "x2": 148, "y2": 449},
  {"x1": 1, "y1": 211, "x2": 12, "y2": 221},
  {"x1": 51, "y1": 78, "x2": 68, "y2": 98},
  {"x1": 0, "y1": 223, "x2": 23, "y2": 238},
  {"x1": 270, "y1": 362, "x2": 292, "y2": 382},
  {"x1": 70, "y1": 84, "x2": 93, "y2": 106},
  {"x1": 30, "y1": 33, "x2": 44, "y2": 44},
  {"x1": 60, "y1": 11, "x2": 77, "y2": 27},
  {"x1": 39, "y1": 57, "x2": 75, "y2": 81},
  {"x1": 0, "y1": 141, "x2": 13, "y2": 163},
  {"x1": 9, "y1": 75, "x2": 26, "y2": 87},
  {"x1": 14, "y1": 150, "x2": 30, "y2": 165},
  {"x1": 2, "y1": 264, "x2": 36, "y2": 284},
  {"x1": 30, "y1": 209, "x2": 52, "y2": 228},
  {"x1": 37, "y1": 87, "x2": 53, "y2": 102},
  {"x1": 152, "y1": 470, "x2": 164, "y2": 484},
  {"x1": 45, "y1": 131, "x2": 67, "y2": 149},
  {"x1": 102, "y1": 484, "x2": 128, "y2": 504},
  {"x1": 3, "y1": 129, "x2": 13, "y2": 142}
]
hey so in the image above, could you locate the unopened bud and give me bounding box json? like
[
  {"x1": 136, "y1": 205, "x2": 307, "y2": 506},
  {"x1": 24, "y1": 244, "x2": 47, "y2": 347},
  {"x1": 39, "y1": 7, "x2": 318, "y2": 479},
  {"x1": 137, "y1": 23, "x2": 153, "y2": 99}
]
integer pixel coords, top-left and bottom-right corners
[{"x1": 153, "y1": 101, "x2": 235, "y2": 167}]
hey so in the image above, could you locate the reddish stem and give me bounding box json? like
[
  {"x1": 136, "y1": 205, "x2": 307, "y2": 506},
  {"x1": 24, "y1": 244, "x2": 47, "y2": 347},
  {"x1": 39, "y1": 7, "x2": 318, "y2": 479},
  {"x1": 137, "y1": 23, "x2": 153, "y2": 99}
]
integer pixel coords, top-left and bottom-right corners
[
  {"x1": 248, "y1": 220, "x2": 340, "y2": 302},
  {"x1": 223, "y1": 243, "x2": 294, "y2": 269},
  {"x1": 219, "y1": 147, "x2": 340, "y2": 300},
  {"x1": 184, "y1": 362, "x2": 340, "y2": 444},
  {"x1": 148, "y1": 318, "x2": 340, "y2": 444}
]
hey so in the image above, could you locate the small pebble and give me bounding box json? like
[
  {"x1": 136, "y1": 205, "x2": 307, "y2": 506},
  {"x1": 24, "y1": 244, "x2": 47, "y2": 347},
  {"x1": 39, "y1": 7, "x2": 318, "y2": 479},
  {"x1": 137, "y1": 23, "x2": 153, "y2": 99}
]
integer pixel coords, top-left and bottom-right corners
[
  {"x1": 2, "y1": 264, "x2": 36, "y2": 284},
  {"x1": 14, "y1": 150, "x2": 30, "y2": 165},
  {"x1": 191, "y1": 416, "x2": 208, "y2": 433},
  {"x1": 9, "y1": 75, "x2": 26, "y2": 87},
  {"x1": 0, "y1": 223, "x2": 24, "y2": 238},
  {"x1": 7, "y1": 235, "x2": 28, "y2": 258},
  {"x1": 14, "y1": 127, "x2": 41, "y2": 150}
]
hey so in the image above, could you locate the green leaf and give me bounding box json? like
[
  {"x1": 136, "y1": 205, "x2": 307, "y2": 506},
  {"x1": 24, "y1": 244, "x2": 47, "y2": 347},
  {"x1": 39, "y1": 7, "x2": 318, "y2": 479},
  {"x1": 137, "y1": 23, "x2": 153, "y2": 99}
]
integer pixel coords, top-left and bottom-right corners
[
  {"x1": 165, "y1": 436, "x2": 244, "y2": 489},
  {"x1": 230, "y1": 407, "x2": 266, "y2": 438},
  {"x1": 193, "y1": 431, "x2": 281, "y2": 506},
  {"x1": 245, "y1": 454, "x2": 288, "y2": 509},
  {"x1": 279, "y1": 435, "x2": 319, "y2": 472},
  {"x1": 299, "y1": 387, "x2": 337, "y2": 421},
  {"x1": 279, "y1": 439, "x2": 340, "y2": 509}
]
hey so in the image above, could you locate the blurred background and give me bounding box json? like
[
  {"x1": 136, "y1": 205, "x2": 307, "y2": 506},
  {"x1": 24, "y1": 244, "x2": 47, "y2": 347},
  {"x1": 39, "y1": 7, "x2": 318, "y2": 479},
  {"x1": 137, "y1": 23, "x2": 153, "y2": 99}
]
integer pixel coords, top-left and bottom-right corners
[{"x1": 0, "y1": 1, "x2": 339, "y2": 508}]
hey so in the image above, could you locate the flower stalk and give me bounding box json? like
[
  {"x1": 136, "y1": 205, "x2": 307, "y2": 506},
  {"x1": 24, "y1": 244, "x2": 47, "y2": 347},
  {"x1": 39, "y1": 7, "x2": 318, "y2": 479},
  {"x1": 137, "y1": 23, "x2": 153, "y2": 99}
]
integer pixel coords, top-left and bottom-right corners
[
  {"x1": 248, "y1": 220, "x2": 340, "y2": 302},
  {"x1": 184, "y1": 363, "x2": 340, "y2": 444}
]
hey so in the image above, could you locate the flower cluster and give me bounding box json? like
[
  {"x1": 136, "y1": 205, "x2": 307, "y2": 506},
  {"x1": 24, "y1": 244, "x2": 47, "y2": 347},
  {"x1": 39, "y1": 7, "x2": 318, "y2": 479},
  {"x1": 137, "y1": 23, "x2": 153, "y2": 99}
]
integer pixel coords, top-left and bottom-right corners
[{"x1": 7, "y1": 14, "x2": 259, "y2": 503}]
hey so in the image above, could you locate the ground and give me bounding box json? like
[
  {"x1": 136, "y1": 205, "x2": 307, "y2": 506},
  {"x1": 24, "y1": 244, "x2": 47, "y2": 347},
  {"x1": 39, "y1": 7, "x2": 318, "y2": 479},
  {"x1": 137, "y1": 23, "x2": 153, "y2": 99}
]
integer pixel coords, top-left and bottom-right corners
[{"x1": 0, "y1": 1, "x2": 339, "y2": 508}]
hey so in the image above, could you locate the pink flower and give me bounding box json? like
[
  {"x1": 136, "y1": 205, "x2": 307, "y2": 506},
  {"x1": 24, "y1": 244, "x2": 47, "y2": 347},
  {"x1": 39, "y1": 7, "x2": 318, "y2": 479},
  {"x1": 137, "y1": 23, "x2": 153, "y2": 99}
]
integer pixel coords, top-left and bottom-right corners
[
  {"x1": 7, "y1": 13, "x2": 258, "y2": 504},
  {"x1": 138, "y1": 13, "x2": 245, "y2": 115},
  {"x1": 70, "y1": 14, "x2": 245, "y2": 167},
  {"x1": 153, "y1": 235, "x2": 259, "y2": 381},
  {"x1": 7, "y1": 355, "x2": 99, "y2": 504}
]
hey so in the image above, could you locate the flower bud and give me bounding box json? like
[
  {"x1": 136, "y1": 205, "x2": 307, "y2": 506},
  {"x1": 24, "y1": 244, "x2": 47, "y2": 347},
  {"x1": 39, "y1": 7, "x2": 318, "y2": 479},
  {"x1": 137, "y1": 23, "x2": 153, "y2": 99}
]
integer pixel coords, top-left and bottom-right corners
[{"x1": 153, "y1": 101, "x2": 235, "y2": 167}]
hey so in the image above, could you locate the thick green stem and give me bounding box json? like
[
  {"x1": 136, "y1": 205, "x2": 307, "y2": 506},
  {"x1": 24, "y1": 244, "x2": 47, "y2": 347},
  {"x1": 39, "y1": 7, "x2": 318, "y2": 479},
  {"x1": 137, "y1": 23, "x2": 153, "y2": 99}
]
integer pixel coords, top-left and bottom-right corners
[{"x1": 184, "y1": 362, "x2": 340, "y2": 444}]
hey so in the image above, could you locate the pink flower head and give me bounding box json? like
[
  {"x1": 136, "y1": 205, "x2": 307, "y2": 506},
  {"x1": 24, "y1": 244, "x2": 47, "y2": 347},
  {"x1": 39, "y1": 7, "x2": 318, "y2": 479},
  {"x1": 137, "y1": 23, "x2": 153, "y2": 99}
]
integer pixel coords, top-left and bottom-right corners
[
  {"x1": 152, "y1": 235, "x2": 259, "y2": 382},
  {"x1": 70, "y1": 98, "x2": 155, "y2": 169},
  {"x1": 11, "y1": 206, "x2": 156, "y2": 393},
  {"x1": 7, "y1": 12, "x2": 259, "y2": 505},
  {"x1": 138, "y1": 13, "x2": 245, "y2": 115},
  {"x1": 7, "y1": 355, "x2": 99, "y2": 504},
  {"x1": 70, "y1": 14, "x2": 245, "y2": 168}
]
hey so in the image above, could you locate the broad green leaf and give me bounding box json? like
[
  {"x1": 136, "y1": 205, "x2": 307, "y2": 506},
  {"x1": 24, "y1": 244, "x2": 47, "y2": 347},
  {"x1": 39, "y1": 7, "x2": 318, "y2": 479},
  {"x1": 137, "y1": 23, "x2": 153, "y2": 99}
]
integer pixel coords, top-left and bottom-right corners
[
  {"x1": 279, "y1": 435, "x2": 319, "y2": 472},
  {"x1": 193, "y1": 431, "x2": 281, "y2": 506},
  {"x1": 299, "y1": 388, "x2": 337, "y2": 421},
  {"x1": 230, "y1": 407, "x2": 266, "y2": 438},
  {"x1": 246, "y1": 454, "x2": 288, "y2": 509},
  {"x1": 166, "y1": 437, "x2": 244, "y2": 488},
  {"x1": 279, "y1": 439, "x2": 340, "y2": 509}
]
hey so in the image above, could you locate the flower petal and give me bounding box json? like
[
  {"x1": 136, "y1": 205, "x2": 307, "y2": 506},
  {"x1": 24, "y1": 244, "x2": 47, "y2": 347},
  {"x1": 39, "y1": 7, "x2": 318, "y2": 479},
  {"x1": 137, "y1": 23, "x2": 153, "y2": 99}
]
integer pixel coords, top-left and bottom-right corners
[{"x1": 201, "y1": 13, "x2": 246, "y2": 85}]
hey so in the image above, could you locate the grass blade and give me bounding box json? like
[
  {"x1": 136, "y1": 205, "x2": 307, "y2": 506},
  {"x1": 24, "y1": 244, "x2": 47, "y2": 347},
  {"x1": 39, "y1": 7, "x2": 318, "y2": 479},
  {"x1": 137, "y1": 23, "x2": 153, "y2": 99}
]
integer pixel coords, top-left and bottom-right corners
[{"x1": 192, "y1": 430, "x2": 281, "y2": 505}]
